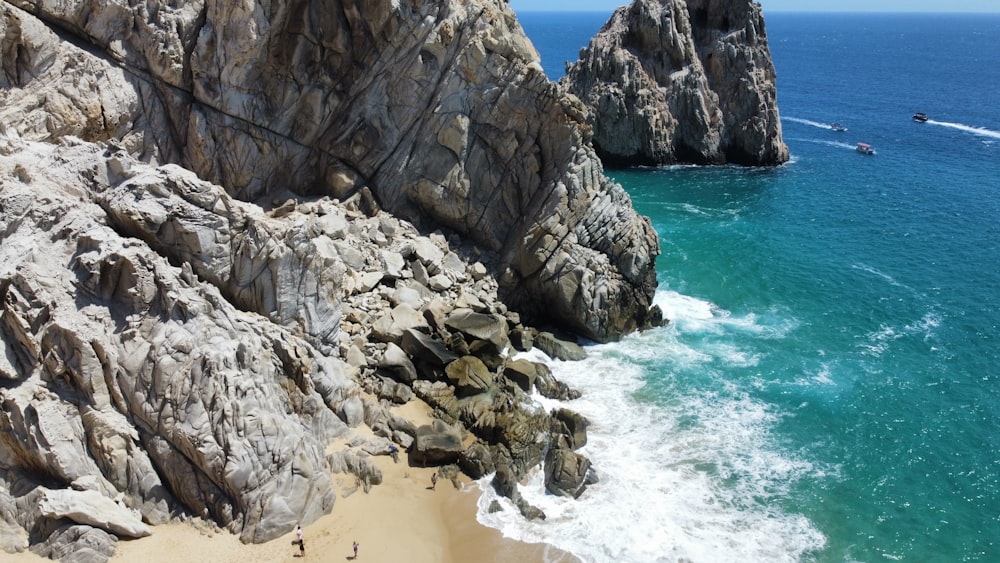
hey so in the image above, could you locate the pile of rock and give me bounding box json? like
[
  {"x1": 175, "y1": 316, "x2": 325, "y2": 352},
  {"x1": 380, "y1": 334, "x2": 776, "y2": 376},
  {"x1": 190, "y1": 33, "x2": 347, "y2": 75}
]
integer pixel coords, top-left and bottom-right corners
[{"x1": 0, "y1": 134, "x2": 595, "y2": 559}]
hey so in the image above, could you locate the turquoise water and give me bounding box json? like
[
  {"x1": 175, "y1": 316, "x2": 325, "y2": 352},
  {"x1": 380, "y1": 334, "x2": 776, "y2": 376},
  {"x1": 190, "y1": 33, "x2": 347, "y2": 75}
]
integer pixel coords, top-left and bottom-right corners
[{"x1": 480, "y1": 12, "x2": 1000, "y2": 562}]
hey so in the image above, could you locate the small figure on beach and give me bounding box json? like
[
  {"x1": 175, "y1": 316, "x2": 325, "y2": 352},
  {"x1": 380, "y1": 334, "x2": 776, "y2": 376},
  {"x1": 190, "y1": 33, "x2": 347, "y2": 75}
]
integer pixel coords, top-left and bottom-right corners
[
  {"x1": 296, "y1": 525, "x2": 303, "y2": 544},
  {"x1": 353, "y1": 540, "x2": 359, "y2": 559},
  {"x1": 388, "y1": 444, "x2": 399, "y2": 463},
  {"x1": 430, "y1": 472, "x2": 438, "y2": 490}
]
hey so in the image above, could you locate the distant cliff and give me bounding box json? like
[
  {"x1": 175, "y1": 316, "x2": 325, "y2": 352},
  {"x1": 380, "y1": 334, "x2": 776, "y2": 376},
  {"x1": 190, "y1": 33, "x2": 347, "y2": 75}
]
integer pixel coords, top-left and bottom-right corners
[{"x1": 561, "y1": 0, "x2": 789, "y2": 167}]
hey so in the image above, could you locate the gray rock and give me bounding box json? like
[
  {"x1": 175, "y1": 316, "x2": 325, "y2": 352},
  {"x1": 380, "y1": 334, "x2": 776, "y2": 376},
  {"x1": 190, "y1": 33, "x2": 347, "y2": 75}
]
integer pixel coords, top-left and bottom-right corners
[
  {"x1": 444, "y1": 356, "x2": 494, "y2": 397},
  {"x1": 31, "y1": 524, "x2": 117, "y2": 563},
  {"x1": 400, "y1": 329, "x2": 459, "y2": 369},
  {"x1": 544, "y1": 447, "x2": 592, "y2": 499},
  {"x1": 412, "y1": 421, "x2": 464, "y2": 466},
  {"x1": 535, "y1": 332, "x2": 587, "y2": 361},
  {"x1": 552, "y1": 408, "x2": 589, "y2": 450},
  {"x1": 379, "y1": 343, "x2": 419, "y2": 383},
  {"x1": 444, "y1": 309, "x2": 510, "y2": 356},
  {"x1": 37, "y1": 487, "x2": 151, "y2": 539},
  {"x1": 503, "y1": 359, "x2": 538, "y2": 393},
  {"x1": 562, "y1": 0, "x2": 787, "y2": 167}
]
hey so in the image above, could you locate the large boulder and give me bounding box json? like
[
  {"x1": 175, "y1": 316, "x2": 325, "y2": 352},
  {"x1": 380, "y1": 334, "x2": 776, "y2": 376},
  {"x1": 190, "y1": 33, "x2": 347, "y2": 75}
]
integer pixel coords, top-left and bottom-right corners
[
  {"x1": 544, "y1": 447, "x2": 592, "y2": 499},
  {"x1": 562, "y1": 0, "x2": 788, "y2": 167},
  {"x1": 36, "y1": 487, "x2": 151, "y2": 539},
  {"x1": 412, "y1": 420, "x2": 464, "y2": 466}
]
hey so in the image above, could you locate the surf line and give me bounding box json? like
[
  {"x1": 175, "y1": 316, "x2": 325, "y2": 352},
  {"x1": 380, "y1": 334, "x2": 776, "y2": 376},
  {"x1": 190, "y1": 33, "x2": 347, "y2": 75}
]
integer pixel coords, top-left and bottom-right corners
[{"x1": 926, "y1": 120, "x2": 1000, "y2": 140}]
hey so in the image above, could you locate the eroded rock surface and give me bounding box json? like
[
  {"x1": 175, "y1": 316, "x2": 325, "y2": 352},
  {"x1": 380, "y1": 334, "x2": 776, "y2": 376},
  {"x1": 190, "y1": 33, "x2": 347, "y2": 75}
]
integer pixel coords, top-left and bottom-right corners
[
  {"x1": 562, "y1": 0, "x2": 788, "y2": 166},
  {"x1": 1, "y1": 0, "x2": 660, "y2": 342}
]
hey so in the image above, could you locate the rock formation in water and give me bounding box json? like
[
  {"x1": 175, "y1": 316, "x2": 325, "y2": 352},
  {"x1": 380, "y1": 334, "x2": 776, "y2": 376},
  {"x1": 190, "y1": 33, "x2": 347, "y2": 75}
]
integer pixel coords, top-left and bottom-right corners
[
  {"x1": 561, "y1": 0, "x2": 789, "y2": 167},
  {"x1": 0, "y1": 0, "x2": 659, "y2": 558}
]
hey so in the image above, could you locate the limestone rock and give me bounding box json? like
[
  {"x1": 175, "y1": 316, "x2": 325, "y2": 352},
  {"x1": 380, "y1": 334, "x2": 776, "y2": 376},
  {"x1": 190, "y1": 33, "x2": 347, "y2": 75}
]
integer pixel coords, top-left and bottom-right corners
[{"x1": 562, "y1": 0, "x2": 788, "y2": 167}]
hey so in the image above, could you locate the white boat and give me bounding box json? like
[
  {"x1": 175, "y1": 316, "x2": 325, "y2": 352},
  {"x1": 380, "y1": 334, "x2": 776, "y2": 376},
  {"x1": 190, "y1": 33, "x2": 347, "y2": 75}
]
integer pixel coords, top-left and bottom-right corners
[
  {"x1": 831, "y1": 122, "x2": 847, "y2": 132},
  {"x1": 856, "y1": 142, "x2": 875, "y2": 155}
]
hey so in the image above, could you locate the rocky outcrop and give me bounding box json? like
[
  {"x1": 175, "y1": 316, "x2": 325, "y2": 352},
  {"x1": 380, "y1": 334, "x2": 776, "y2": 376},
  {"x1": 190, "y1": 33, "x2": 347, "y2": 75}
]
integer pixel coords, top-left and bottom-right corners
[
  {"x1": 561, "y1": 0, "x2": 788, "y2": 167},
  {"x1": 1, "y1": 0, "x2": 660, "y2": 342},
  {"x1": 0, "y1": 134, "x2": 593, "y2": 555},
  {"x1": 0, "y1": 0, "x2": 651, "y2": 556}
]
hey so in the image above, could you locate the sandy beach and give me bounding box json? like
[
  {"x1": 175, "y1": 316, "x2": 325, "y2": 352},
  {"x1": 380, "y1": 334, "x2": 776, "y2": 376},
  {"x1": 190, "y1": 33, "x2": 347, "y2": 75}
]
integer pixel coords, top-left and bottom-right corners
[{"x1": 103, "y1": 400, "x2": 577, "y2": 563}]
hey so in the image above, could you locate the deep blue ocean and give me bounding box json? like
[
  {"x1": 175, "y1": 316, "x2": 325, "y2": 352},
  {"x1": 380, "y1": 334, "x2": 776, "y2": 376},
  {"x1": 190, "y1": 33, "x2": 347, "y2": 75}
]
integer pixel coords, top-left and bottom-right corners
[{"x1": 476, "y1": 11, "x2": 1000, "y2": 563}]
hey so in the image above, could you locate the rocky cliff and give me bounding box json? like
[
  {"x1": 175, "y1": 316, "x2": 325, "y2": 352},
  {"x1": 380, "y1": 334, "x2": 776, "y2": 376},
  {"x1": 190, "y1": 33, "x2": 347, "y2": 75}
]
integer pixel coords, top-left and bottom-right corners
[
  {"x1": 561, "y1": 0, "x2": 788, "y2": 167},
  {"x1": 1, "y1": 0, "x2": 660, "y2": 558},
  {"x1": 1, "y1": 0, "x2": 661, "y2": 342}
]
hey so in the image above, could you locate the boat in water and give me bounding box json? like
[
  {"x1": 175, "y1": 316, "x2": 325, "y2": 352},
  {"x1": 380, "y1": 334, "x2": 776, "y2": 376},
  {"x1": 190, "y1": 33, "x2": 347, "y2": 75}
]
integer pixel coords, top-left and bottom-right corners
[
  {"x1": 913, "y1": 112, "x2": 929, "y2": 122},
  {"x1": 856, "y1": 142, "x2": 875, "y2": 155},
  {"x1": 831, "y1": 122, "x2": 848, "y2": 132}
]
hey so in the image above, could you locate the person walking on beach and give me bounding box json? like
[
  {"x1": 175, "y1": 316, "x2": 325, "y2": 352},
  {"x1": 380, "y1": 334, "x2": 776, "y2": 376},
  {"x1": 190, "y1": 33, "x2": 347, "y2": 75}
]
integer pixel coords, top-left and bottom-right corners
[
  {"x1": 430, "y1": 472, "x2": 438, "y2": 490},
  {"x1": 353, "y1": 540, "x2": 359, "y2": 559},
  {"x1": 296, "y1": 525, "x2": 303, "y2": 545}
]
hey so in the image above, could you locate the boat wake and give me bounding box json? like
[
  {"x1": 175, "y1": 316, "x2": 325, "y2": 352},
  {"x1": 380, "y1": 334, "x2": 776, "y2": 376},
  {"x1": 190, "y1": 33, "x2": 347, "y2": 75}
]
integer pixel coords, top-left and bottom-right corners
[
  {"x1": 784, "y1": 117, "x2": 838, "y2": 130},
  {"x1": 926, "y1": 120, "x2": 1000, "y2": 140},
  {"x1": 788, "y1": 137, "x2": 858, "y2": 150}
]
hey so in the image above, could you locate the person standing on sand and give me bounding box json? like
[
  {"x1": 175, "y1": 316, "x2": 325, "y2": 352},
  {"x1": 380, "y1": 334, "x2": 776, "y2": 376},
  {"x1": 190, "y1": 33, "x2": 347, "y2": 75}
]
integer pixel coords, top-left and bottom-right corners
[
  {"x1": 431, "y1": 472, "x2": 438, "y2": 490},
  {"x1": 296, "y1": 525, "x2": 303, "y2": 545},
  {"x1": 353, "y1": 540, "x2": 359, "y2": 559}
]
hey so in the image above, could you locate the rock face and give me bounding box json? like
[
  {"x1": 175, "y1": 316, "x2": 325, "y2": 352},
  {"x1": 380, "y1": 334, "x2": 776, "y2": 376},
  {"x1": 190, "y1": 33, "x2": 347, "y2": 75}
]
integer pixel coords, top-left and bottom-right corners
[
  {"x1": 0, "y1": 0, "x2": 656, "y2": 556},
  {"x1": 561, "y1": 0, "x2": 788, "y2": 167},
  {"x1": 1, "y1": 0, "x2": 660, "y2": 342}
]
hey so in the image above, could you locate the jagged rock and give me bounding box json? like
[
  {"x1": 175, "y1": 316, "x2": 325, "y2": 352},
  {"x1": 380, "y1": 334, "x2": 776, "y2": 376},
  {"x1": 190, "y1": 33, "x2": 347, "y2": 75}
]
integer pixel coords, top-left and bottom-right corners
[
  {"x1": 509, "y1": 327, "x2": 534, "y2": 352},
  {"x1": 2, "y1": 0, "x2": 660, "y2": 343},
  {"x1": 412, "y1": 420, "x2": 464, "y2": 466},
  {"x1": 30, "y1": 523, "x2": 117, "y2": 563},
  {"x1": 534, "y1": 363, "x2": 582, "y2": 401},
  {"x1": 491, "y1": 463, "x2": 520, "y2": 502},
  {"x1": 544, "y1": 447, "x2": 592, "y2": 499},
  {"x1": 552, "y1": 408, "x2": 589, "y2": 450},
  {"x1": 374, "y1": 376, "x2": 415, "y2": 405},
  {"x1": 535, "y1": 332, "x2": 587, "y2": 361},
  {"x1": 458, "y1": 442, "x2": 496, "y2": 479},
  {"x1": 516, "y1": 499, "x2": 546, "y2": 521},
  {"x1": 0, "y1": 140, "x2": 341, "y2": 544},
  {"x1": 378, "y1": 343, "x2": 419, "y2": 384},
  {"x1": 400, "y1": 329, "x2": 459, "y2": 369},
  {"x1": 503, "y1": 359, "x2": 539, "y2": 392},
  {"x1": 444, "y1": 309, "x2": 510, "y2": 357},
  {"x1": 36, "y1": 487, "x2": 151, "y2": 539},
  {"x1": 445, "y1": 356, "x2": 494, "y2": 397},
  {"x1": 327, "y1": 451, "x2": 384, "y2": 494},
  {"x1": 562, "y1": 0, "x2": 788, "y2": 167}
]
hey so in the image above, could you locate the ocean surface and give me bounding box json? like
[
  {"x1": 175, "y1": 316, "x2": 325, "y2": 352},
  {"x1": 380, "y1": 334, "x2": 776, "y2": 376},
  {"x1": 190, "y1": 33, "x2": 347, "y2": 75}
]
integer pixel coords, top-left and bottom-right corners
[{"x1": 476, "y1": 11, "x2": 1000, "y2": 563}]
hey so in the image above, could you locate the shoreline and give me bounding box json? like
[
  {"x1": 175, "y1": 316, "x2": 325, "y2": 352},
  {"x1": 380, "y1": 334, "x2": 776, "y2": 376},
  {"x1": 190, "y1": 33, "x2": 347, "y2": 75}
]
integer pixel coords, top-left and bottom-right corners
[
  {"x1": 102, "y1": 456, "x2": 576, "y2": 563},
  {"x1": 102, "y1": 398, "x2": 579, "y2": 563}
]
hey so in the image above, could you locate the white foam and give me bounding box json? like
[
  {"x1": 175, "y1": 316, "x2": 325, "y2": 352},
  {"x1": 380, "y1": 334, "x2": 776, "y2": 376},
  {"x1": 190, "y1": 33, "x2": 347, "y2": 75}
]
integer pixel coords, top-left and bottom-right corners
[
  {"x1": 788, "y1": 137, "x2": 860, "y2": 151},
  {"x1": 477, "y1": 290, "x2": 826, "y2": 562},
  {"x1": 784, "y1": 116, "x2": 839, "y2": 130},
  {"x1": 927, "y1": 119, "x2": 1000, "y2": 140}
]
